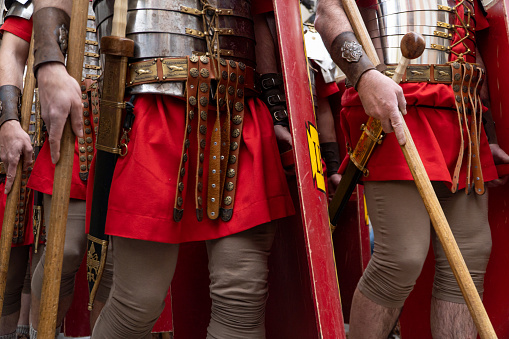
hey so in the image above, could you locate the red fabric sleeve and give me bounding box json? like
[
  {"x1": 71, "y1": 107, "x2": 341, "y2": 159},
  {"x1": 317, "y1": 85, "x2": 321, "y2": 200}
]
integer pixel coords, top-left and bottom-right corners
[
  {"x1": 252, "y1": 0, "x2": 273, "y2": 15},
  {"x1": 0, "y1": 17, "x2": 32, "y2": 43}
]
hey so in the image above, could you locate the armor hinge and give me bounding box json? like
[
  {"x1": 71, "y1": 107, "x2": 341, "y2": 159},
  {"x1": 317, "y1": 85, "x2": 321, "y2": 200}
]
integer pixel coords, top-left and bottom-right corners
[
  {"x1": 437, "y1": 21, "x2": 452, "y2": 29},
  {"x1": 434, "y1": 30, "x2": 452, "y2": 39},
  {"x1": 186, "y1": 28, "x2": 205, "y2": 38},
  {"x1": 180, "y1": 6, "x2": 203, "y2": 15},
  {"x1": 431, "y1": 43, "x2": 450, "y2": 52},
  {"x1": 437, "y1": 4, "x2": 454, "y2": 11},
  {"x1": 215, "y1": 28, "x2": 235, "y2": 35}
]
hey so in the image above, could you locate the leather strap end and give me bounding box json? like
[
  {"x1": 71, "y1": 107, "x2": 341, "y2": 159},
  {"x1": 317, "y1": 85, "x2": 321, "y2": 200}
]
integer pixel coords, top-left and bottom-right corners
[
  {"x1": 0, "y1": 85, "x2": 22, "y2": 128},
  {"x1": 330, "y1": 32, "x2": 375, "y2": 90},
  {"x1": 33, "y1": 7, "x2": 70, "y2": 77}
]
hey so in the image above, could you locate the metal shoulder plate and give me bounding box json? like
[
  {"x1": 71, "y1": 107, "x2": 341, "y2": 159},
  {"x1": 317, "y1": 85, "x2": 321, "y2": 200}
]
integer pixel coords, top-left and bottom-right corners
[{"x1": 5, "y1": 0, "x2": 33, "y2": 21}]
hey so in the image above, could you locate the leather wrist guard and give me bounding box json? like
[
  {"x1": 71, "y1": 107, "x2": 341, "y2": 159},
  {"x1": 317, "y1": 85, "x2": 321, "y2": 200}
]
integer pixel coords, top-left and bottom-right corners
[
  {"x1": 259, "y1": 73, "x2": 289, "y2": 127},
  {"x1": 330, "y1": 32, "x2": 375, "y2": 90},
  {"x1": 0, "y1": 85, "x2": 22, "y2": 128},
  {"x1": 320, "y1": 141, "x2": 340, "y2": 177},
  {"x1": 33, "y1": 7, "x2": 70, "y2": 77}
]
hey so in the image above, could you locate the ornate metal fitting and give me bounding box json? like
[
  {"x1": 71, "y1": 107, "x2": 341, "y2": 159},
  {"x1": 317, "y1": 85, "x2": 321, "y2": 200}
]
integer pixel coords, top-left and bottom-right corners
[
  {"x1": 230, "y1": 73, "x2": 237, "y2": 82},
  {"x1": 232, "y1": 115, "x2": 242, "y2": 125},
  {"x1": 453, "y1": 84, "x2": 460, "y2": 92},
  {"x1": 220, "y1": 58, "x2": 227, "y2": 66},
  {"x1": 93, "y1": 117, "x2": 99, "y2": 123},
  {"x1": 341, "y1": 40, "x2": 363, "y2": 63},
  {"x1": 58, "y1": 24, "x2": 69, "y2": 54},
  {"x1": 200, "y1": 111, "x2": 207, "y2": 120},
  {"x1": 238, "y1": 62, "x2": 246, "y2": 71},
  {"x1": 219, "y1": 98, "x2": 225, "y2": 106},
  {"x1": 224, "y1": 196, "x2": 232, "y2": 205},
  {"x1": 79, "y1": 147, "x2": 86, "y2": 153},
  {"x1": 78, "y1": 138, "x2": 85, "y2": 144},
  {"x1": 190, "y1": 68, "x2": 199, "y2": 77},
  {"x1": 190, "y1": 55, "x2": 199, "y2": 63},
  {"x1": 88, "y1": 155, "x2": 93, "y2": 161},
  {"x1": 229, "y1": 155, "x2": 237, "y2": 164},
  {"x1": 189, "y1": 96, "x2": 197, "y2": 106},
  {"x1": 189, "y1": 111, "x2": 195, "y2": 120},
  {"x1": 86, "y1": 137, "x2": 93, "y2": 143},
  {"x1": 187, "y1": 125, "x2": 192, "y2": 133},
  {"x1": 180, "y1": 168, "x2": 186, "y2": 177},
  {"x1": 454, "y1": 73, "x2": 461, "y2": 81},
  {"x1": 200, "y1": 56, "x2": 210, "y2": 64},
  {"x1": 230, "y1": 142, "x2": 238, "y2": 151},
  {"x1": 238, "y1": 75, "x2": 244, "y2": 84},
  {"x1": 183, "y1": 153, "x2": 188, "y2": 163},
  {"x1": 229, "y1": 60, "x2": 237, "y2": 68},
  {"x1": 237, "y1": 89, "x2": 244, "y2": 98},
  {"x1": 80, "y1": 155, "x2": 86, "y2": 162},
  {"x1": 198, "y1": 182, "x2": 203, "y2": 192},
  {"x1": 200, "y1": 139, "x2": 206, "y2": 149},
  {"x1": 178, "y1": 182, "x2": 184, "y2": 192},
  {"x1": 201, "y1": 68, "x2": 210, "y2": 78},
  {"x1": 222, "y1": 71, "x2": 228, "y2": 80},
  {"x1": 80, "y1": 164, "x2": 87, "y2": 171},
  {"x1": 232, "y1": 128, "x2": 240, "y2": 138},
  {"x1": 87, "y1": 146, "x2": 93, "y2": 152},
  {"x1": 453, "y1": 62, "x2": 460, "y2": 69},
  {"x1": 200, "y1": 125, "x2": 207, "y2": 135},
  {"x1": 226, "y1": 182, "x2": 234, "y2": 191},
  {"x1": 197, "y1": 196, "x2": 203, "y2": 205},
  {"x1": 185, "y1": 139, "x2": 190, "y2": 149},
  {"x1": 177, "y1": 197, "x2": 183, "y2": 207},
  {"x1": 200, "y1": 97, "x2": 208, "y2": 106},
  {"x1": 219, "y1": 85, "x2": 226, "y2": 94},
  {"x1": 227, "y1": 169, "x2": 236, "y2": 178},
  {"x1": 198, "y1": 167, "x2": 203, "y2": 177},
  {"x1": 228, "y1": 86, "x2": 235, "y2": 95},
  {"x1": 200, "y1": 153, "x2": 205, "y2": 162},
  {"x1": 200, "y1": 83, "x2": 209, "y2": 93},
  {"x1": 234, "y1": 102, "x2": 244, "y2": 112}
]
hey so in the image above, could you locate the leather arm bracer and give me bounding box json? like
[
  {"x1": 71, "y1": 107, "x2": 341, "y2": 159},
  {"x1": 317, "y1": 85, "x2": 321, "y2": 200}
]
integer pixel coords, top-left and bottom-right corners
[
  {"x1": 0, "y1": 85, "x2": 22, "y2": 128},
  {"x1": 259, "y1": 73, "x2": 289, "y2": 127},
  {"x1": 330, "y1": 32, "x2": 375, "y2": 90},
  {"x1": 33, "y1": 7, "x2": 70, "y2": 76}
]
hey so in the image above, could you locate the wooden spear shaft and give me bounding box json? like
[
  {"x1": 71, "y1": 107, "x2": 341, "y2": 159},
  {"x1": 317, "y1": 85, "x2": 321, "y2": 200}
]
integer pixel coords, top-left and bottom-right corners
[
  {"x1": 0, "y1": 33, "x2": 36, "y2": 318},
  {"x1": 37, "y1": 0, "x2": 89, "y2": 337},
  {"x1": 342, "y1": 0, "x2": 497, "y2": 336}
]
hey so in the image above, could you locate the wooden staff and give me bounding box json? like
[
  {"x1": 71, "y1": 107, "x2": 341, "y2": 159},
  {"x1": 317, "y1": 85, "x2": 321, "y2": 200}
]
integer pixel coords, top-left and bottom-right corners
[
  {"x1": 0, "y1": 33, "x2": 36, "y2": 318},
  {"x1": 37, "y1": 0, "x2": 89, "y2": 337},
  {"x1": 342, "y1": 0, "x2": 497, "y2": 336}
]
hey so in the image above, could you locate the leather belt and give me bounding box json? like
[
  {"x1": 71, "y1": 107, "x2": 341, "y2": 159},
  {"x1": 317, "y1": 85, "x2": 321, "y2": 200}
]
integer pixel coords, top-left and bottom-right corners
[
  {"x1": 382, "y1": 64, "x2": 457, "y2": 83},
  {"x1": 79, "y1": 79, "x2": 101, "y2": 181},
  {"x1": 126, "y1": 57, "x2": 259, "y2": 95},
  {"x1": 173, "y1": 55, "x2": 247, "y2": 222}
]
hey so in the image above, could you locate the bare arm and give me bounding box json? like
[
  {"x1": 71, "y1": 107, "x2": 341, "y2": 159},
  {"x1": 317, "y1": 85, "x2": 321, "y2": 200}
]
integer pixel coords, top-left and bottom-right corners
[
  {"x1": 0, "y1": 32, "x2": 33, "y2": 193},
  {"x1": 315, "y1": 0, "x2": 408, "y2": 145},
  {"x1": 33, "y1": 0, "x2": 83, "y2": 163}
]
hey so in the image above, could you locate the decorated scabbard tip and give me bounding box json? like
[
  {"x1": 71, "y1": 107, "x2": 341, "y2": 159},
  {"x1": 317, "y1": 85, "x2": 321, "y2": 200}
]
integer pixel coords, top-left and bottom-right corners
[
  {"x1": 400, "y1": 32, "x2": 426, "y2": 60},
  {"x1": 173, "y1": 208, "x2": 184, "y2": 222},
  {"x1": 220, "y1": 208, "x2": 233, "y2": 222}
]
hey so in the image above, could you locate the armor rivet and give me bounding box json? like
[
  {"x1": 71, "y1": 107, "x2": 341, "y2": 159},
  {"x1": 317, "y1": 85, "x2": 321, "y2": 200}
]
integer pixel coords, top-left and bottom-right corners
[
  {"x1": 453, "y1": 84, "x2": 460, "y2": 92},
  {"x1": 238, "y1": 75, "x2": 244, "y2": 84},
  {"x1": 200, "y1": 125, "x2": 207, "y2": 135},
  {"x1": 88, "y1": 155, "x2": 93, "y2": 161},
  {"x1": 220, "y1": 155, "x2": 224, "y2": 160},
  {"x1": 211, "y1": 198, "x2": 215, "y2": 202},
  {"x1": 212, "y1": 184, "x2": 216, "y2": 188},
  {"x1": 239, "y1": 63, "x2": 246, "y2": 71},
  {"x1": 93, "y1": 109, "x2": 98, "y2": 114},
  {"x1": 455, "y1": 95, "x2": 461, "y2": 103},
  {"x1": 464, "y1": 97, "x2": 468, "y2": 103},
  {"x1": 178, "y1": 182, "x2": 184, "y2": 192},
  {"x1": 200, "y1": 56, "x2": 210, "y2": 64},
  {"x1": 84, "y1": 119, "x2": 90, "y2": 126},
  {"x1": 180, "y1": 168, "x2": 186, "y2": 177},
  {"x1": 189, "y1": 111, "x2": 195, "y2": 120},
  {"x1": 94, "y1": 117, "x2": 99, "y2": 123},
  {"x1": 226, "y1": 182, "x2": 234, "y2": 191},
  {"x1": 200, "y1": 97, "x2": 208, "y2": 106},
  {"x1": 198, "y1": 196, "x2": 202, "y2": 205},
  {"x1": 453, "y1": 63, "x2": 460, "y2": 69},
  {"x1": 224, "y1": 196, "x2": 232, "y2": 206},
  {"x1": 155, "y1": 76, "x2": 159, "y2": 80},
  {"x1": 200, "y1": 139, "x2": 206, "y2": 149},
  {"x1": 222, "y1": 71, "x2": 228, "y2": 80},
  {"x1": 79, "y1": 138, "x2": 85, "y2": 144},
  {"x1": 80, "y1": 147, "x2": 86, "y2": 153},
  {"x1": 177, "y1": 197, "x2": 183, "y2": 207},
  {"x1": 185, "y1": 139, "x2": 190, "y2": 149},
  {"x1": 87, "y1": 146, "x2": 93, "y2": 152},
  {"x1": 183, "y1": 153, "x2": 188, "y2": 163},
  {"x1": 235, "y1": 102, "x2": 244, "y2": 112},
  {"x1": 187, "y1": 125, "x2": 192, "y2": 134},
  {"x1": 229, "y1": 155, "x2": 237, "y2": 164},
  {"x1": 233, "y1": 115, "x2": 242, "y2": 125},
  {"x1": 190, "y1": 55, "x2": 199, "y2": 63},
  {"x1": 83, "y1": 110, "x2": 90, "y2": 117},
  {"x1": 154, "y1": 58, "x2": 157, "y2": 62},
  {"x1": 237, "y1": 89, "x2": 244, "y2": 98},
  {"x1": 199, "y1": 167, "x2": 203, "y2": 177},
  {"x1": 462, "y1": 86, "x2": 468, "y2": 93},
  {"x1": 229, "y1": 60, "x2": 237, "y2": 68},
  {"x1": 230, "y1": 73, "x2": 237, "y2": 82},
  {"x1": 454, "y1": 74, "x2": 461, "y2": 81},
  {"x1": 200, "y1": 111, "x2": 207, "y2": 120},
  {"x1": 86, "y1": 137, "x2": 93, "y2": 143},
  {"x1": 227, "y1": 169, "x2": 235, "y2": 178},
  {"x1": 220, "y1": 58, "x2": 227, "y2": 66},
  {"x1": 465, "y1": 74, "x2": 470, "y2": 81},
  {"x1": 198, "y1": 182, "x2": 203, "y2": 192},
  {"x1": 230, "y1": 142, "x2": 238, "y2": 151},
  {"x1": 83, "y1": 102, "x2": 89, "y2": 108},
  {"x1": 19, "y1": 216, "x2": 24, "y2": 222},
  {"x1": 228, "y1": 86, "x2": 235, "y2": 95},
  {"x1": 81, "y1": 85, "x2": 86, "y2": 91},
  {"x1": 189, "y1": 96, "x2": 197, "y2": 106},
  {"x1": 218, "y1": 85, "x2": 226, "y2": 94},
  {"x1": 200, "y1": 83, "x2": 209, "y2": 93},
  {"x1": 20, "y1": 188, "x2": 25, "y2": 193},
  {"x1": 130, "y1": 81, "x2": 133, "y2": 85},
  {"x1": 232, "y1": 129, "x2": 240, "y2": 138},
  {"x1": 162, "y1": 76, "x2": 166, "y2": 80},
  {"x1": 213, "y1": 156, "x2": 216, "y2": 160},
  {"x1": 85, "y1": 128, "x2": 91, "y2": 134},
  {"x1": 200, "y1": 153, "x2": 205, "y2": 162},
  {"x1": 190, "y1": 68, "x2": 199, "y2": 77},
  {"x1": 80, "y1": 164, "x2": 87, "y2": 171},
  {"x1": 212, "y1": 169, "x2": 216, "y2": 174},
  {"x1": 160, "y1": 58, "x2": 164, "y2": 61},
  {"x1": 201, "y1": 68, "x2": 210, "y2": 78},
  {"x1": 219, "y1": 98, "x2": 225, "y2": 106},
  {"x1": 82, "y1": 94, "x2": 88, "y2": 100}
]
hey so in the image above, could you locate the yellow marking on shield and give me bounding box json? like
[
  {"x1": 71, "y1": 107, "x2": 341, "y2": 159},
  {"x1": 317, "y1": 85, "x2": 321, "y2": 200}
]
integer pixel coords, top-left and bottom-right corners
[{"x1": 307, "y1": 122, "x2": 326, "y2": 193}]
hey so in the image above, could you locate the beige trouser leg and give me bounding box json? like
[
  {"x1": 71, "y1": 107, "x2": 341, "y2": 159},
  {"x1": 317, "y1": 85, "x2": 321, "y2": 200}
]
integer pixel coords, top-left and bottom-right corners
[{"x1": 92, "y1": 222, "x2": 276, "y2": 339}]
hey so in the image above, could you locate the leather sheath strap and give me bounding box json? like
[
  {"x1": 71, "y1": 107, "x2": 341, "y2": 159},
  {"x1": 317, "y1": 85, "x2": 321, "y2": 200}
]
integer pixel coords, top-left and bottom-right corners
[
  {"x1": 220, "y1": 60, "x2": 246, "y2": 222},
  {"x1": 381, "y1": 64, "x2": 459, "y2": 83},
  {"x1": 126, "y1": 57, "x2": 259, "y2": 96},
  {"x1": 259, "y1": 73, "x2": 288, "y2": 127},
  {"x1": 331, "y1": 31, "x2": 376, "y2": 90},
  {"x1": 33, "y1": 7, "x2": 70, "y2": 76},
  {"x1": 0, "y1": 85, "x2": 21, "y2": 128},
  {"x1": 321, "y1": 142, "x2": 341, "y2": 177},
  {"x1": 78, "y1": 79, "x2": 100, "y2": 181}
]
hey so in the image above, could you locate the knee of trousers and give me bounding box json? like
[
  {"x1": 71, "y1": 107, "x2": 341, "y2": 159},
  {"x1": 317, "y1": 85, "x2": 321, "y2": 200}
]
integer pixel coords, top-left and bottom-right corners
[
  {"x1": 433, "y1": 235, "x2": 492, "y2": 303},
  {"x1": 358, "y1": 252, "x2": 427, "y2": 308},
  {"x1": 3, "y1": 279, "x2": 23, "y2": 316}
]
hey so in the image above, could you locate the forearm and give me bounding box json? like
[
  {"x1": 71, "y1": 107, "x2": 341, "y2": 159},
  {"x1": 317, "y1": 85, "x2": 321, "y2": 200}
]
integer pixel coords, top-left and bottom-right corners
[
  {"x1": 315, "y1": 0, "x2": 354, "y2": 51},
  {"x1": 0, "y1": 32, "x2": 29, "y2": 89}
]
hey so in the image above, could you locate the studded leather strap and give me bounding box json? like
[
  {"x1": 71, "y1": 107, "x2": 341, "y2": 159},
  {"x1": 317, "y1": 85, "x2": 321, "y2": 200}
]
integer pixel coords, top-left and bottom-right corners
[
  {"x1": 13, "y1": 171, "x2": 31, "y2": 244},
  {"x1": 195, "y1": 56, "x2": 212, "y2": 221},
  {"x1": 220, "y1": 61, "x2": 246, "y2": 222},
  {"x1": 218, "y1": 59, "x2": 231, "y2": 203},
  {"x1": 78, "y1": 79, "x2": 100, "y2": 181},
  {"x1": 451, "y1": 62, "x2": 464, "y2": 193},
  {"x1": 173, "y1": 55, "x2": 200, "y2": 222},
  {"x1": 461, "y1": 64, "x2": 475, "y2": 193},
  {"x1": 469, "y1": 66, "x2": 485, "y2": 195}
]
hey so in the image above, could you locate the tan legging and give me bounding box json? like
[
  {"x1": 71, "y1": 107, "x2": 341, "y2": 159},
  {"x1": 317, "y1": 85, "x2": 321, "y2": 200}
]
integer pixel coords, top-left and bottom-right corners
[
  {"x1": 2, "y1": 246, "x2": 30, "y2": 316},
  {"x1": 92, "y1": 222, "x2": 276, "y2": 339},
  {"x1": 358, "y1": 181, "x2": 492, "y2": 309},
  {"x1": 31, "y1": 195, "x2": 112, "y2": 304}
]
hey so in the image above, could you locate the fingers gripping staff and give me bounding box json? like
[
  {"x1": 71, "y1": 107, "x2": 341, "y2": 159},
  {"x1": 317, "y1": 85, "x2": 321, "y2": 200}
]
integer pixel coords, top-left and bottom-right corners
[{"x1": 32, "y1": 1, "x2": 90, "y2": 337}]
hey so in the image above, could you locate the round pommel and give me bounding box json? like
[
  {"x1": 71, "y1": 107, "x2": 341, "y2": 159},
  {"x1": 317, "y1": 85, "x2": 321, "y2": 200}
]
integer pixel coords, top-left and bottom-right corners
[{"x1": 400, "y1": 32, "x2": 425, "y2": 60}]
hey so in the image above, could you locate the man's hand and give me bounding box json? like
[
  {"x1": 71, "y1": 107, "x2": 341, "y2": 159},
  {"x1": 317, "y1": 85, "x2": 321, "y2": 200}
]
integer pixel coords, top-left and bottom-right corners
[
  {"x1": 328, "y1": 173, "x2": 342, "y2": 203},
  {"x1": 356, "y1": 70, "x2": 407, "y2": 145},
  {"x1": 488, "y1": 143, "x2": 509, "y2": 187},
  {"x1": 274, "y1": 125, "x2": 295, "y2": 175},
  {"x1": 0, "y1": 121, "x2": 33, "y2": 194},
  {"x1": 37, "y1": 62, "x2": 83, "y2": 164}
]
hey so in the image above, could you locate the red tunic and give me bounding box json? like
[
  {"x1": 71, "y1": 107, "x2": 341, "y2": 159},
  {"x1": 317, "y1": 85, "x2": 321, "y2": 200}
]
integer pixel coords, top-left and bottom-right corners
[
  {"x1": 86, "y1": 95, "x2": 294, "y2": 244},
  {"x1": 338, "y1": 0, "x2": 498, "y2": 189}
]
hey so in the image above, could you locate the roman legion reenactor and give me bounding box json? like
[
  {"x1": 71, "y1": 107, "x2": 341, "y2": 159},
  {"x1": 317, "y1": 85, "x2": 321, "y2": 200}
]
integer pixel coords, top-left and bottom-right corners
[
  {"x1": 33, "y1": 0, "x2": 296, "y2": 337},
  {"x1": 0, "y1": 1, "x2": 113, "y2": 337},
  {"x1": 315, "y1": 0, "x2": 509, "y2": 337}
]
